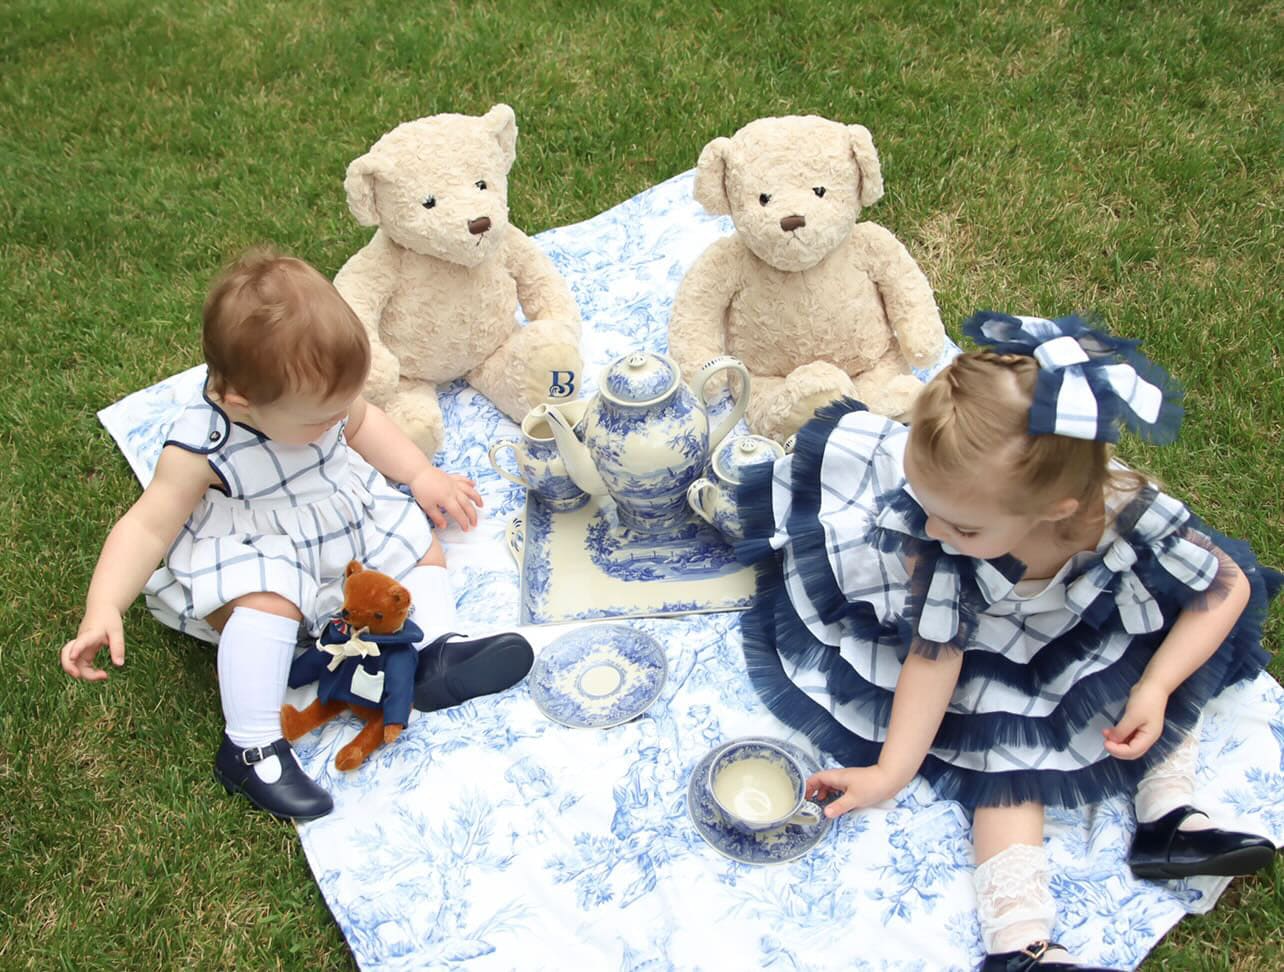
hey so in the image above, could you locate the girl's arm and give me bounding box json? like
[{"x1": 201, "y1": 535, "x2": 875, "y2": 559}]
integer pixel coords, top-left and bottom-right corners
[
  {"x1": 1104, "y1": 558, "x2": 1250, "y2": 759},
  {"x1": 60, "y1": 446, "x2": 214, "y2": 680},
  {"x1": 807, "y1": 649, "x2": 963, "y2": 817},
  {"x1": 344, "y1": 397, "x2": 482, "y2": 531}
]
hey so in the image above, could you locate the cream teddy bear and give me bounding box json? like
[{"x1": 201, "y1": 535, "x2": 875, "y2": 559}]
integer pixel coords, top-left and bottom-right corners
[
  {"x1": 334, "y1": 104, "x2": 582, "y2": 455},
  {"x1": 668, "y1": 115, "x2": 944, "y2": 441}
]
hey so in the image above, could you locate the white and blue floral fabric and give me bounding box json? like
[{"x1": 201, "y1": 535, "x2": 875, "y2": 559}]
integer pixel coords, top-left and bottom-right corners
[{"x1": 99, "y1": 171, "x2": 1283, "y2": 971}]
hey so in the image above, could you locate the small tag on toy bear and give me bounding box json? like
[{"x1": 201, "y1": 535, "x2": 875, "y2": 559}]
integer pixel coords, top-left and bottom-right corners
[{"x1": 349, "y1": 665, "x2": 386, "y2": 704}]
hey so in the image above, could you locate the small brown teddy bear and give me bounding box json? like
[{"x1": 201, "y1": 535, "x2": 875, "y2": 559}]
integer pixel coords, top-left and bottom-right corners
[
  {"x1": 668, "y1": 114, "x2": 945, "y2": 441},
  {"x1": 281, "y1": 561, "x2": 423, "y2": 771}
]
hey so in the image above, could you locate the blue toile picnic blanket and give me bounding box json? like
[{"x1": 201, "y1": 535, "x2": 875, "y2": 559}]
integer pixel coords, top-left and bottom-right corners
[{"x1": 99, "y1": 171, "x2": 1283, "y2": 971}]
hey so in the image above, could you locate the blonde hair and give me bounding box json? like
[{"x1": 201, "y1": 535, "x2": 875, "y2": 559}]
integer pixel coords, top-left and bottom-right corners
[
  {"x1": 202, "y1": 249, "x2": 370, "y2": 404},
  {"x1": 908, "y1": 351, "x2": 1145, "y2": 522}
]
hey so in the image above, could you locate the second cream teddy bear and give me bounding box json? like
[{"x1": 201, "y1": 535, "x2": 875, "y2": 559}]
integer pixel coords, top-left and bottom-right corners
[
  {"x1": 334, "y1": 104, "x2": 583, "y2": 455},
  {"x1": 668, "y1": 114, "x2": 945, "y2": 441}
]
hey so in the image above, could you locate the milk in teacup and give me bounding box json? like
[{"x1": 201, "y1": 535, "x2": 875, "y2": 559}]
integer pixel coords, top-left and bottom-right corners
[{"x1": 712, "y1": 756, "x2": 799, "y2": 822}]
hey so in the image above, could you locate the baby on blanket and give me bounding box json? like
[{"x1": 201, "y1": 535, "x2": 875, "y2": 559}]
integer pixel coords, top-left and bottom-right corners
[{"x1": 60, "y1": 249, "x2": 531, "y2": 822}]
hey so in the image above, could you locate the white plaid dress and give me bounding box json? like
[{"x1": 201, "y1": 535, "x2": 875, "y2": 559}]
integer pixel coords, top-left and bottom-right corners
[
  {"x1": 737, "y1": 401, "x2": 1277, "y2": 809},
  {"x1": 144, "y1": 387, "x2": 434, "y2": 644}
]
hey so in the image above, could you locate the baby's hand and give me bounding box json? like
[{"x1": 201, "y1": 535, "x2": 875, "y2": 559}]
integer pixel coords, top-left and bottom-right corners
[
  {"x1": 805, "y1": 764, "x2": 899, "y2": 818},
  {"x1": 1104, "y1": 680, "x2": 1168, "y2": 760},
  {"x1": 61, "y1": 604, "x2": 125, "y2": 681},
  {"x1": 411, "y1": 467, "x2": 484, "y2": 531}
]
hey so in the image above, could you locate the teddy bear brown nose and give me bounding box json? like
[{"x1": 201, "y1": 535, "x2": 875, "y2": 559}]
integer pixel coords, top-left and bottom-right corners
[
  {"x1": 468, "y1": 217, "x2": 492, "y2": 235},
  {"x1": 780, "y1": 215, "x2": 806, "y2": 232}
]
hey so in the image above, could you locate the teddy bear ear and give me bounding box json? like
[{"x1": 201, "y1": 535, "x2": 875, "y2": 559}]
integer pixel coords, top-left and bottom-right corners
[
  {"x1": 482, "y1": 104, "x2": 518, "y2": 173},
  {"x1": 692, "y1": 136, "x2": 734, "y2": 216},
  {"x1": 847, "y1": 124, "x2": 885, "y2": 208},
  {"x1": 343, "y1": 153, "x2": 382, "y2": 227},
  {"x1": 345, "y1": 560, "x2": 364, "y2": 578}
]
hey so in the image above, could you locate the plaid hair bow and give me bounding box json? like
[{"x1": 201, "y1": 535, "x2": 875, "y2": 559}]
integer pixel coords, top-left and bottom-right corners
[{"x1": 962, "y1": 311, "x2": 1183, "y2": 443}]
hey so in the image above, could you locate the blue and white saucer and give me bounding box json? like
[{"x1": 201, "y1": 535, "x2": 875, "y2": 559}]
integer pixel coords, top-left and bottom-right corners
[
  {"x1": 687, "y1": 737, "x2": 834, "y2": 865},
  {"x1": 530, "y1": 624, "x2": 668, "y2": 729}
]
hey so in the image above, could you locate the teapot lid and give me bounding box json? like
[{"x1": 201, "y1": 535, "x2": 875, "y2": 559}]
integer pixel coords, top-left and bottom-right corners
[
  {"x1": 600, "y1": 351, "x2": 680, "y2": 406},
  {"x1": 712, "y1": 434, "x2": 785, "y2": 484}
]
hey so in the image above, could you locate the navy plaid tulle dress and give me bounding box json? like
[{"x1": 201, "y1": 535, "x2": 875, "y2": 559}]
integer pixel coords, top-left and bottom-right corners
[{"x1": 736, "y1": 401, "x2": 1280, "y2": 810}]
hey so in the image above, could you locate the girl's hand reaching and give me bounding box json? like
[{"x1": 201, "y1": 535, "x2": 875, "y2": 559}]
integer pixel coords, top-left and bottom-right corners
[
  {"x1": 805, "y1": 764, "x2": 900, "y2": 818},
  {"x1": 61, "y1": 604, "x2": 126, "y2": 681},
  {"x1": 411, "y1": 467, "x2": 483, "y2": 531},
  {"x1": 1103, "y1": 679, "x2": 1168, "y2": 759}
]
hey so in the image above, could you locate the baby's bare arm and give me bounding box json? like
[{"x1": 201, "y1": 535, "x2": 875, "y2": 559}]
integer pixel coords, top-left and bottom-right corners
[
  {"x1": 345, "y1": 397, "x2": 482, "y2": 531},
  {"x1": 60, "y1": 446, "x2": 213, "y2": 680}
]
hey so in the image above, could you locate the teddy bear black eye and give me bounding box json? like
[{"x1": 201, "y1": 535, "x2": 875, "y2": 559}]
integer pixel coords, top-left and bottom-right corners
[
  {"x1": 813, "y1": 186, "x2": 826, "y2": 198},
  {"x1": 475, "y1": 180, "x2": 487, "y2": 191},
  {"x1": 759, "y1": 193, "x2": 772, "y2": 206},
  {"x1": 421, "y1": 195, "x2": 436, "y2": 210},
  {"x1": 374, "y1": 611, "x2": 384, "y2": 620}
]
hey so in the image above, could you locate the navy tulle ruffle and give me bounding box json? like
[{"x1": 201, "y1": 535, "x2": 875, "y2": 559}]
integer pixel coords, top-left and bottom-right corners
[{"x1": 734, "y1": 400, "x2": 1279, "y2": 810}]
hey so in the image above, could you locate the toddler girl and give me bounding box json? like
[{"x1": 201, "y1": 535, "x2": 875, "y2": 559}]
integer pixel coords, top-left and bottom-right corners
[
  {"x1": 61, "y1": 250, "x2": 531, "y2": 821},
  {"x1": 737, "y1": 312, "x2": 1280, "y2": 971}
]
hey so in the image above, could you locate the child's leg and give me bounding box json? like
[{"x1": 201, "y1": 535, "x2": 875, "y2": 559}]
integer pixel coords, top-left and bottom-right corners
[
  {"x1": 401, "y1": 543, "x2": 458, "y2": 647},
  {"x1": 973, "y1": 803, "x2": 1077, "y2": 964},
  {"x1": 1133, "y1": 727, "x2": 1212, "y2": 831},
  {"x1": 404, "y1": 544, "x2": 533, "y2": 712},
  {"x1": 207, "y1": 593, "x2": 332, "y2": 820},
  {"x1": 214, "y1": 599, "x2": 299, "y2": 783},
  {"x1": 1130, "y1": 722, "x2": 1276, "y2": 879}
]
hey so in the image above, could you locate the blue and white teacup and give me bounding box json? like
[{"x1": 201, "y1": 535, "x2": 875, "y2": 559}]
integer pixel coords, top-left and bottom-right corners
[
  {"x1": 706, "y1": 739, "x2": 823, "y2": 835},
  {"x1": 686, "y1": 434, "x2": 785, "y2": 541},
  {"x1": 489, "y1": 401, "x2": 591, "y2": 513}
]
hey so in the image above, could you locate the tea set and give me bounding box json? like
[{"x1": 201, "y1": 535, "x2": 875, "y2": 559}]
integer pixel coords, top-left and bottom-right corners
[
  {"x1": 494, "y1": 352, "x2": 829, "y2": 863},
  {"x1": 491, "y1": 348, "x2": 776, "y2": 539}
]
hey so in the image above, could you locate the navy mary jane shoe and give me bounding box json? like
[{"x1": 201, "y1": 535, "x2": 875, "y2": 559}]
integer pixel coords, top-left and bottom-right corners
[
  {"x1": 213, "y1": 735, "x2": 334, "y2": 822},
  {"x1": 980, "y1": 941, "x2": 1119, "y2": 971},
  {"x1": 414, "y1": 631, "x2": 534, "y2": 713},
  {"x1": 1129, "y1": 805, "x2": 1277, "y2": 880}
]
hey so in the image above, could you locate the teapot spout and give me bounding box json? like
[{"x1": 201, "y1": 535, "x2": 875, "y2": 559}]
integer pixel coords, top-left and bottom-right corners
[{"x1": 531, "y1": 403, "x2": 609, "y2": 496}]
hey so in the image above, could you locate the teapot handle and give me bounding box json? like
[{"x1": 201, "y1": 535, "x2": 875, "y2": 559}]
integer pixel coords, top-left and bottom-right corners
[{"x1": 693, "y1": 355, "x2": 752, "y2": 454}]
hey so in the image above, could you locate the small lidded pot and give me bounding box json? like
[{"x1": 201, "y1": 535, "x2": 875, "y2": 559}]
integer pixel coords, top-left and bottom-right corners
[{"x1": 686, "y1": 434, "x2": 785, "y2": 540}]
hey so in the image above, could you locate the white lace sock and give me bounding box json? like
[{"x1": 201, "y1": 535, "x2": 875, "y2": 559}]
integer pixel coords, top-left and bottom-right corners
[
  {"x1": 401, "y1": 564, "x2": 458, "y2": 648},
  {"x1": 217, "y1": 606, "x2": 298, "y2": 784},
  {"x1": 974, "y1": 843, "x2": 1076, "y2": 963},
  {"x1": 1134, "y1": 729, "x2": 1214, "y2": 831}
]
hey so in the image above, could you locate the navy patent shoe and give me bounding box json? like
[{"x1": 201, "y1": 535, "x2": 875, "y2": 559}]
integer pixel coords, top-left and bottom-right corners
[
  {"x1": 980, "y1": 941, "x2": 1119, "y2": 971},
  {"x1": 1129, "y1": 805, "x2": 1277, "y2": 880},
  {"x1": 414, "y1": 631, "x2": 534, "y2": 712},
  {"x1": 212, "y1": 735, "x2": 334, "y2": 822}
]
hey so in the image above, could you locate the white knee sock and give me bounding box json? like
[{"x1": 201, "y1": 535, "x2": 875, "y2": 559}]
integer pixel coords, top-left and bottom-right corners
[
  {"x1": 1134, "y1": 729, "x2": 1214, "y2": 831},
  {"x1": 400, "y1": 565, "x2": 459, "y2": 648},
  {"x1": 974, "y1": 843, "x2": 1074, "y2": 961},
  {"x1": 218, "y1": 606, "x2": 298, "y2": 784}
]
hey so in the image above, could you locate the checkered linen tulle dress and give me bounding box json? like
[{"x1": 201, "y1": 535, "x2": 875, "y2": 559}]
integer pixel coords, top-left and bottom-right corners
[
  {"x1": 144, "y1": 387, "x2": 434, "y2": 644},
  {"x1": 736, "y1": 401, "x2": 1279, "y2": 809}
]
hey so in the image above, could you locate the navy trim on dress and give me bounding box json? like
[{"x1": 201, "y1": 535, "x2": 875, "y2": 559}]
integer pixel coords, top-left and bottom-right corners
[{"x1": 735, "y1": 400, "x2": 1278, "y2": 810}]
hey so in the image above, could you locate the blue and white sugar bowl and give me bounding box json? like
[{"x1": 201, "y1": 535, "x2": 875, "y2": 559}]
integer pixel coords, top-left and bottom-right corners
[{"x1": 686, "y1": 434, "x2": 784, "y2": 541}]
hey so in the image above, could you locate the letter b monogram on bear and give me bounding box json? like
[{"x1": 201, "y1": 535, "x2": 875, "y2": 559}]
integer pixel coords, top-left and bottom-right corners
[{"x1": 548, "y1": 370, "x2": 576, "y2": 399}]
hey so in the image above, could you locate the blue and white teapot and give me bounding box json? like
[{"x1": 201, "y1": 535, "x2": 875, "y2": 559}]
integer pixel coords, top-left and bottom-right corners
[{"x1": 533, "y1": 351, "x2": 750, "y2": 534}]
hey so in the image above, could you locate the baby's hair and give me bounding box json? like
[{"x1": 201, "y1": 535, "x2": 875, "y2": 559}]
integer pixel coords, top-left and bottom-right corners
[
  {"x1": 908, "y1": 351, "x2": 1145, "y2": 522},
  {"x1": 202, "y1": 248, "x2": 370, "y2": 404}
]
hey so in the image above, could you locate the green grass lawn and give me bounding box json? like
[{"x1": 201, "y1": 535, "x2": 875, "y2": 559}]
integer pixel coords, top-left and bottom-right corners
[{"x1": 1, "y1": 0, "x2": 1280, "y2": 967}]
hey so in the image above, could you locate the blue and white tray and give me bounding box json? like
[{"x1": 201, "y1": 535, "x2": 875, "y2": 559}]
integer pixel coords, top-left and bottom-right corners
[{"x1": 517, "y1": 493, "x2": 755, "y2": 625}]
